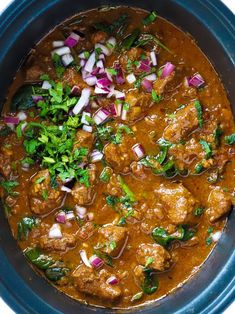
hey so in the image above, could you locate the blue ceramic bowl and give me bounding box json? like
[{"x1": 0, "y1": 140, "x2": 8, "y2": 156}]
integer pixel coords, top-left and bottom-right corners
[{"x1": 0, "y1": 1, "x2": 234, "y2": 313}]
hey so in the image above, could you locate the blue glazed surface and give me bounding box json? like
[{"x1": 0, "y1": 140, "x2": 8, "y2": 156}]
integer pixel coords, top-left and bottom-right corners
[{"x1": 0, "y1": 1, "x2": 234, "y2": 313}]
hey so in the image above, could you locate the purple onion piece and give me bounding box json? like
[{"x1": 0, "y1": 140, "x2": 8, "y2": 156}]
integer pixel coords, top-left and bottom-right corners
[
  {"x1": 89, "y1": 255, "x2": 104, "y2": 269},
  {"x1": 161, "y1": 62, "x2": 175, "y2": 78},
  {"x1": 4, "y1": 116, "x2": 20, "y2": 125},
  {"x1": 188, "y1": 73, "x2": 205, "y2": 88},
  {"x1": 132, "y1": 143, "x2": 145, "y2": 160},
  {"x1": 141, "y1": 79, "x2": 153, "y2": 92},
  {"x1": 32, "y1": 95, "x2": 44, "y2": 103}
]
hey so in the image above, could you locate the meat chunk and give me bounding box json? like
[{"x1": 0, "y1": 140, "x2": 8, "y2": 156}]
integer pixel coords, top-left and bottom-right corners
[
  {"x1": 74, "y1": 129, "x2": 94, "y2": 153},
  {"x1": 39, "y1": 233, "x2": 76, "y2": 251},
  {"x1": 29, "y1": 169, "x2": 64, "y2": 215},
  {"x1": 153, "y1": 71, "x2": 175, "y2": 95},
  {"x1": 137, "y1": 243, "x2": 171, "y2": 271},
  {"x1": 63, "y1": 68, "x2": 88, "y2": 89},
  {"x1": 98, "y1": 225, "x2": 128, "y2": 257},
  {"x1": 154, "y1": 182, "x2": 198, "y2": 225},
  {"x1": 168, "y1": 138, "x2": 204, "y2": 171},
  {"x1": 0, "y1": 153, "x2": 12, "y2": 178},
  {"x1": 125, "y1": 91, "x2": 151, "y2": 122},
  {"x1": 77, "y1": 221, "x2": 95, "y2": 240},
  {"x1": 71, "y1": 164, "x2": 96, "y2": 205},
  {"x1": 106, "y1": 174, "x2": 122, "y2": 197},
  {"x1": 163, "y1": 103, "x2": 199, "y2": 143},
  {"x1": 120, "y1": 47, "x2": 144, "y2": 70},
  {"x1": 206, "y1": 187, "x2": 232, "y2": 222},
  {"x1": 72, "y1": 265, "x2": 121, "y2": 302},
  {"x1": 91, "y1": 31, "x2": 108, "y2": 44},
  {"x1": 130, "y1": 161, "x2": 146, "y2": 179},
  {"x1": 104, "y1": 135, "x2": 136, "y2": 173}
]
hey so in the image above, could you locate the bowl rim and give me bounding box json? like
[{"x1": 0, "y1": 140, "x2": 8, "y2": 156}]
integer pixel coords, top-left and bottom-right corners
[{"x1": 0, "y1": 1, "x2": 234, "y2": 313}]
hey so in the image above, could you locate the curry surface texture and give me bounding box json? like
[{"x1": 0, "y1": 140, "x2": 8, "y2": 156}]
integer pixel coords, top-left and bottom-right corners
[{"x1": 0, "y1": 6, "x2": 234, "y2": 309}]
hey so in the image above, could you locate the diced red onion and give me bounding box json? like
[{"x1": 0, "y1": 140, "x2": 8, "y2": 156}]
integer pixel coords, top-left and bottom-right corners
[
  {"x1": 99, "y1": 53, "x2": 105, "y2": 60},
  {"x1": 113, "y1": 90, "x2": 125, "y2": 100},
  {"x1": 81, "y1": 111, "x2": 91, "y2": 125},
  {"x1": 96, "y1": 60, "x2": 104, "y2": 70},
  {"x1": 81, "y1": 69, "x2": 89, "y2": 80},
  {"x1": 188, "y1": 73, "x2": 205, "y2": 88},
  {"x1": 64, "y1": 32, "x2": 80, "y2": 48},
  {"x1": 32, "y1": 95, "x2": 44, "y2": 103},
  {"x1": 108, "y1": 103, "x2": 118, "y2": 116},
  {"x1": 141, "y1": 79, "x2": 153, "y2": 92},
  {"x1": 85, "y1": 76, "x2": 97, "y2": 86},
  {"x1": 82, "y1": 125, "x2": 93, "y2": 133},
  {"x1": 150, "y1": 51, "x2": 157, "y2": 66},
  {"x1": 55, "y1": 211, "x2": 66, "y2": 224},
  {"x1": 66, "y1": 211, "x2": 75, "y2": 221},
  {"x1": 4, "y1": 116, "x2": 19, "y2": 124},
  {"x1": 115, "y1": 64, "x2": 125, "y2": 85},
  {"x1": 80, "y1": 59, "x2": 86, "y2": 67},
  {"x1": 61, "y1": 185, "x2": 72, "y2": 193},
  {"x1": 87, "y1": 212, "x2": 94, "y2": 221},
  {"x1": 84, "y1": 51, "x2": 96, "y2": 73},
  {"x1": 17, "y1": 111, "x2": 27, "y2": 121},
  {"x1": 61, "y1": 53, "x2": 74, "y2": 67},
  {"x1": 52, "y1": 40, "x2": 64, "y2": 48},
  {"x1": 90, "y1": 149, "x2": 104, "y2": 163},
  {"x1": 94, "y1": 86, "x2": 110, "y2": 95},
  {"x1": 126, "y1": 73, "x2": 136, "y2": 84},
  {"x1": 144, "y1": 73, "x2": 157, "y2": 81},
  {"x1": 212, "y1": 231, "x2": 222, "y2": 242},
  {"x1": 161, "y1": 62, "x2": 175, "y2": 78},
  {"x1": 73, "y1": 88, "x2": 91, "y2": 115},
  {"x1": 95, "y1": 43, "x2": 111, "y2": 56},
  {"x1": 52, "y1": 46, "x2": 71, "y2": 56},
  {"x1": 132, "y1": 143, "x2": 145, "y2": 159},
  {"x1": 89, "y1": 255, "x2": 104, "y2": 269},
  {"x1": 75, "y1": 205, "x2": 87, "y2": 216},
  {"x1": 79, "y1": 250, "x2": 92, "y2": 268},
  {"x1": 71, "y1": 85, "x2": 80, "y2": 95},
  {"x1": 41, "y1": 80, "x2": 52, "y2": 90},
  {"x1": 139, "y1": 59, "x2": 151, "y2": 72},
  {"x1": 48, "y1": 223, "x2": 62, "y2": 239},
  {"x1": 106, "y1": 276, "x2": 119, "y2": 285},
  {"x1": 97, "y1": 77, "x2": 112, "y2": 88},
  {"x1": 93, "y1": 108, "x2": 110, "y2": 125}
]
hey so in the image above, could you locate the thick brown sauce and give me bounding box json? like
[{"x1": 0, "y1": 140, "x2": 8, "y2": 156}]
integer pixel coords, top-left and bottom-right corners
[{"x1": 1, "y1": 6, "x2": 234, "y2": 309}]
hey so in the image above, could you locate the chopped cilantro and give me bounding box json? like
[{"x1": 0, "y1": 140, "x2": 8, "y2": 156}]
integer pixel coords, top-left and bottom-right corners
[
  {"x1": 225, "y1": 133, "x2": 235, "y2": 145},
  {"x1": 142, "y1": 11, "x2": 158, "y2": 25},
  {"x1": 193, "y1": 207, "x2": 204, "y2": 216},
  {"x1": 194, "y1": 100, "x2": 203, "y2": 128},
  {"x1": 145, "y1": 257, "x2": 154, "y2": 267},
  {"x1": 0, "y1": 180, "x2": 19, "y2": 196},
  {"x1": 199, "y1": 139, "x2": 212, "y2": 159},
  {"x1": 151, "y1": 90, "x2": 162, "y2": 103}
]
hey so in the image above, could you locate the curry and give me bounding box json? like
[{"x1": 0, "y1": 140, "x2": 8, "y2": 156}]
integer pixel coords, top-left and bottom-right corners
[{"x1": 0, "y1": 6, "x2": 234, "y2": 309}]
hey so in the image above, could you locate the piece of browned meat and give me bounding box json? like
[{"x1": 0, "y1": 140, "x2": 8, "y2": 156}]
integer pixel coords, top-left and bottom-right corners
[
  {"x1": 136, "y1": 243, "x2": 171, "y2": 271},
  {"x1": 104, "y1": 135, "x2": 136, "y2": 173},
  {"x1": 39, "y1": 233, "x2": 76, "y2": 251},
  {"x1": 29, "y1": 169, "x2": 64, "y2": 215},
  {"x1": 163, "y1": 103, "x2": 199, "y2": 143},
  {"x1": 154, "y1": 182, "x2": 198, "y2": 225},
  {"x1": 71, "y1": 164, "x2": 96, "y2": 205},
  {"x1": 125, "y1": 91, "x2": 151, "y2": 122},
  {"x1": 72, "y1": 264, "x2": 121, "y2": 301},
  {"x1": 0, "y1": 153, "x2": 12, "y2": 178},
  {"x1": 105, "y1": 174, "x2": 122, "y2": 197},
  {"x1": 153, "y1": 71, "x2": 175, "y2": 95},
  {"x1": 74, "y1": 129, "x2": 94, "y2": 153},
  {"x1": 98, "y1": 225, "x2": 128, "y2": 257},
  {"x1": 63, "y1": 68, "x2": 88, "y2": 89},
  {"x1": 206, "y1": 187, "x2": 232, "y2": 222},
  {"x1": 26, "y1": 65, "x2": 43, "y2": 81}
]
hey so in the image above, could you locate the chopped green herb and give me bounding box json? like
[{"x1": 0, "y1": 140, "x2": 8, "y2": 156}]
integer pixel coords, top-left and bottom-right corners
[
  {"x1": 193, "y1": 207, "x2": 204, "y2": 216},
  {"x1": 106, "y1": 195, "x2": 120, "y2": 208},
  {"x1": 109, "y1": 240, "x2": 117, "y2": 251},
  {"x1": 45, "y1": 267, "x2": 69, "y2": 282},
  {"x1": 117, "y1": 175, "x2": 136, "y2": 202},
  {"x1": 151, "y1": 90, "x2": 162, "y2": 103},
  {"x1": 199, "y1": 139, "x2": 212, "y2": 159},
  {"x1": 94, "y1": 249, "x2": 113, "y2": 267},
  {"x1": 194, "y1": 162, "x2": 204, "y2": 174},
  {"x1": 42, "y1": 189, "x2": 49, "y2": 200},
  {"x1": 118, "y1": 209, "x2": 134, "y2": 226},
  {"x1": 106, "y1": 68, "x2": 117, "y2": 76},
  {"x1": 131, "y1": 291, "x2": 143, "y2": 302},
  {"x1": 142, "y1": 11, "x2": 157, "y2": 25},
  {"x1": 145, "y1": 257, "x2": 154, "y2": 267},
  {"x1": 194, "y1": 100, "x2": 203, "y2": 128},
  {"x1": 141, "y1": 268, "x2": 158, "y2": 295},
  {"x1": 122, "y1": 28, "x2": 140, "y2": 50},
  {"x1": 225, "y1": 133, "x2": 235, "y2": 145},
  {"x1": 135, "y1": 33, "x2": 171, "y2": 53},
  {"x1": 52, "y1": 53, "x2": 65, "y2": 78},
  {"x1": 0, "y1": 180, "x2": 19, "y2": 196},
  {"x1": 17, "y1": 217, "x2": 38, "y2": 240},
  {"x1": 100, "y1": 167, "x2": 112, "y2": 183},
  {"x1": 24, "y1": 247, "x2": 54, "y2": 270},
  {"x1": 214, "y1": 125, "x2": 223, "y2": 146},
  {"x1": 35, "y1": 176, "x2": 45, "y2": 184}
]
